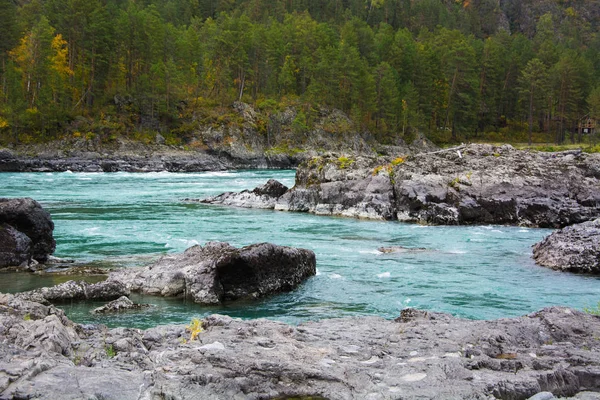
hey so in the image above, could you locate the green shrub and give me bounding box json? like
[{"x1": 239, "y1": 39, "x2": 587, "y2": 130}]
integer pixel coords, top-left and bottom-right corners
[
  {"x1": 337, "y1": 156, "x2": 354, "y2": 169},
  {"x1": 584, "y1": 302, "x2": 600, "y2": 316},
  {"x1": 105, "y1": 344, "x2": 116, "y2": 358}
]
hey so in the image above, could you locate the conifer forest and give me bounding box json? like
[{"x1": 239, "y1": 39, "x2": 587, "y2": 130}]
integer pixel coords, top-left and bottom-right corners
[{"x1": 1, "y1": 0, "x2": 599, "y2": 146}]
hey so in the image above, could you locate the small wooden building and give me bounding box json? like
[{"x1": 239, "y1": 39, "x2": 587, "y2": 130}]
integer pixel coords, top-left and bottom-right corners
[{"x1": 578, "y1": 115, "x2": 597, "y2": 135}]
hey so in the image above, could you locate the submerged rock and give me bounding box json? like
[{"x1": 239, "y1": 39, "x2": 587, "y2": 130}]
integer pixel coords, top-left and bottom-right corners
[
  {"x1": 1, "y1": 294, "x2": 600, "y2": 399},
  {"x1": 201, "y1": 145, "x2": 600, "y2": 227},
  {"x1": 0, "y1": 198, "x2": 55, "y2": 267},
  {"x1": 378, "y1": 246, "x2": 428, "y2": 254},
  {"x1": 109, "y1": 242, "x2": 316, "y2": 304},
  {"x1": 532, "y1": 218, "x2": 600, "y2": 274}
]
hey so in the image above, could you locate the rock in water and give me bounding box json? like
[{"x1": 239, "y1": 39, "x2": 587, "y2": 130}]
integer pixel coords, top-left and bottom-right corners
[
  {"x1": 0, "y1": 198, "x2": 55, "y2": 265},
  {"x1": 532, "y1": 219, "x2": 600, "y2": 274},
  {"x1": 92, "y1": 296, "x2": 150, "y2": 314},
  {"x1": 252, "y1": 178, "x2": 289, "y2": 197},
  {"x1": 17, "y1": 280, "x2": 130, "y2": 303},
  {"x1": 199, "y1": 179, "x2": 289, "y2": 209},
  {"x1": 109, "y1": 242, "x2": 316, "y2": 304},
  {"x1": 378, "y1": 246, "x2": 428, "y2": 254}
]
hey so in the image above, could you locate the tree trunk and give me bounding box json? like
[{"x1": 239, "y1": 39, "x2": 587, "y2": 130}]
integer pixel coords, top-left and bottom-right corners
[
  {"x1": 238, "y1": 67, "x2": 245, "y2": 102},
  {"x1": 528, "y1": 84, "x2": 534, "y2": 146},
  {"x1": 444, "y1": 67, "x2": 459, "y2": 135}
]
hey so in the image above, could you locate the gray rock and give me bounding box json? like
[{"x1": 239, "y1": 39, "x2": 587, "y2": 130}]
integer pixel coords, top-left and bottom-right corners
[
  {"x1": 532, "y1": 219, "x2": 600, "y2": 274},
  {"x1": 199, "y1": 179, "x2": 288, "y2": 209},
  {"x1": 252, "y1": 178, "x2": 288, "y2": 198},
  {"x1": 109, "y1": 242, "x2": 316, "y2": 304},
  {"x1": 0, "y1": 198, "x2": 55, "y2": 264},
  {"x1": 91, "y1": 296, "x2": 151, "y2": 314},
  {"x1": 155, "y1": 133, "x2": 166, "y2": 145},
  {"x1": 17, "y1": 280, "x2": 129, "y2": 303},
  {"x1": 0, "y1": 223, "x2": 32, "y2": 267}
]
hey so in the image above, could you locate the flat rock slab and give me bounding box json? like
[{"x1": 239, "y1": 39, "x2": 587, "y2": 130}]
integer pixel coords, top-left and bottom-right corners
[
  {"x1": 1, "y1": 294, "x2": 600, "y2": 399},
  {"x1": 109, "y1": 241, "x2": 316, "y2": 304},
  {"x1": 533, "y1": 218, "x2": 600, "y2": 274}
]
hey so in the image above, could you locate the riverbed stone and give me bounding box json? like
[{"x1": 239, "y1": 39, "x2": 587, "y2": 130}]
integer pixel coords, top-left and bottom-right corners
[
  {"x1": 108, "y1": 242, "x2": 316, "y2": 304},
  {"x1": 0, "y1": 198, "x2": 55, "y2": 265},
  {"x1": 532, "y1": 218, "x2": 600, "y2": 274}
]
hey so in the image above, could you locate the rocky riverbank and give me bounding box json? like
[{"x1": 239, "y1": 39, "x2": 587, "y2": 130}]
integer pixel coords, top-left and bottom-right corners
[
  {"x1": 1, "y1": 293, "x2": 599, "y2": 399},
  {"x1": 0, "y1": 142, "x2": 304, "y2": 172},
  {"x1": 0, "y1": 103, "x2": 438, "y2": 173},
  {"x1": 201, "y1": 144, "x2": 600, "y2": 228}
]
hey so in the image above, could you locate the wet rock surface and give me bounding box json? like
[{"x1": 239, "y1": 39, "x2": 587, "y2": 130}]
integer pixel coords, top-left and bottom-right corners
[
  {"x1": 532, "y1": 219, "x2": 600, "y2": 274},
  {"x1": 1, "y1": 294, "x2": 599, "y2": 399},
  {"x1": 0, "y1": 198, "x2": 55, "y2": 267},
  {"x1": 108, "y1": 242, "x2": 316, "y2": 304},
  {"x1": 201, "y1": 144, "x2": 600, "y2": 227}
]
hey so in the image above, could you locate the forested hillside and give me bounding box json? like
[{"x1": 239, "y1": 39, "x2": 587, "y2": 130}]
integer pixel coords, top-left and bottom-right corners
[{"x1": 1, "y1": 0, "x2": 599, "y2": 147}]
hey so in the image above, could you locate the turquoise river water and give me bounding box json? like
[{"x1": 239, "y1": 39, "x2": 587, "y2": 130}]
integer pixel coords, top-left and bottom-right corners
[{"x1": 1, "y1": 170, "x2": 598, "y2": 328}]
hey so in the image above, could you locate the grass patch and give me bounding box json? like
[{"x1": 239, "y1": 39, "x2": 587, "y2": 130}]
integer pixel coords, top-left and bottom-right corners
[{"x1": 584, "y1": 302, "x2": 600, "y2": 316}]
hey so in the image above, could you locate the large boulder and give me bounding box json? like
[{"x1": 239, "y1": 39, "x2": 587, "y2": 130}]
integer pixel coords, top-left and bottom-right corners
[
  {"x1": 532, "y1": 219, "x2": 600, "y2": 274},
  {"x1": 0, "y1": 198, "x2": 55, "y2": 266},
  {"x1": 109, "y1": 242, "x2": 316, "y2": 304}
]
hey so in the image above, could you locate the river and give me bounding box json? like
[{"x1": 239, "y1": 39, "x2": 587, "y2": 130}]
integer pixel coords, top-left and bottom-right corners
[{"x1": 1, "y1": 170, "x2": 598, "y2": 328}]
